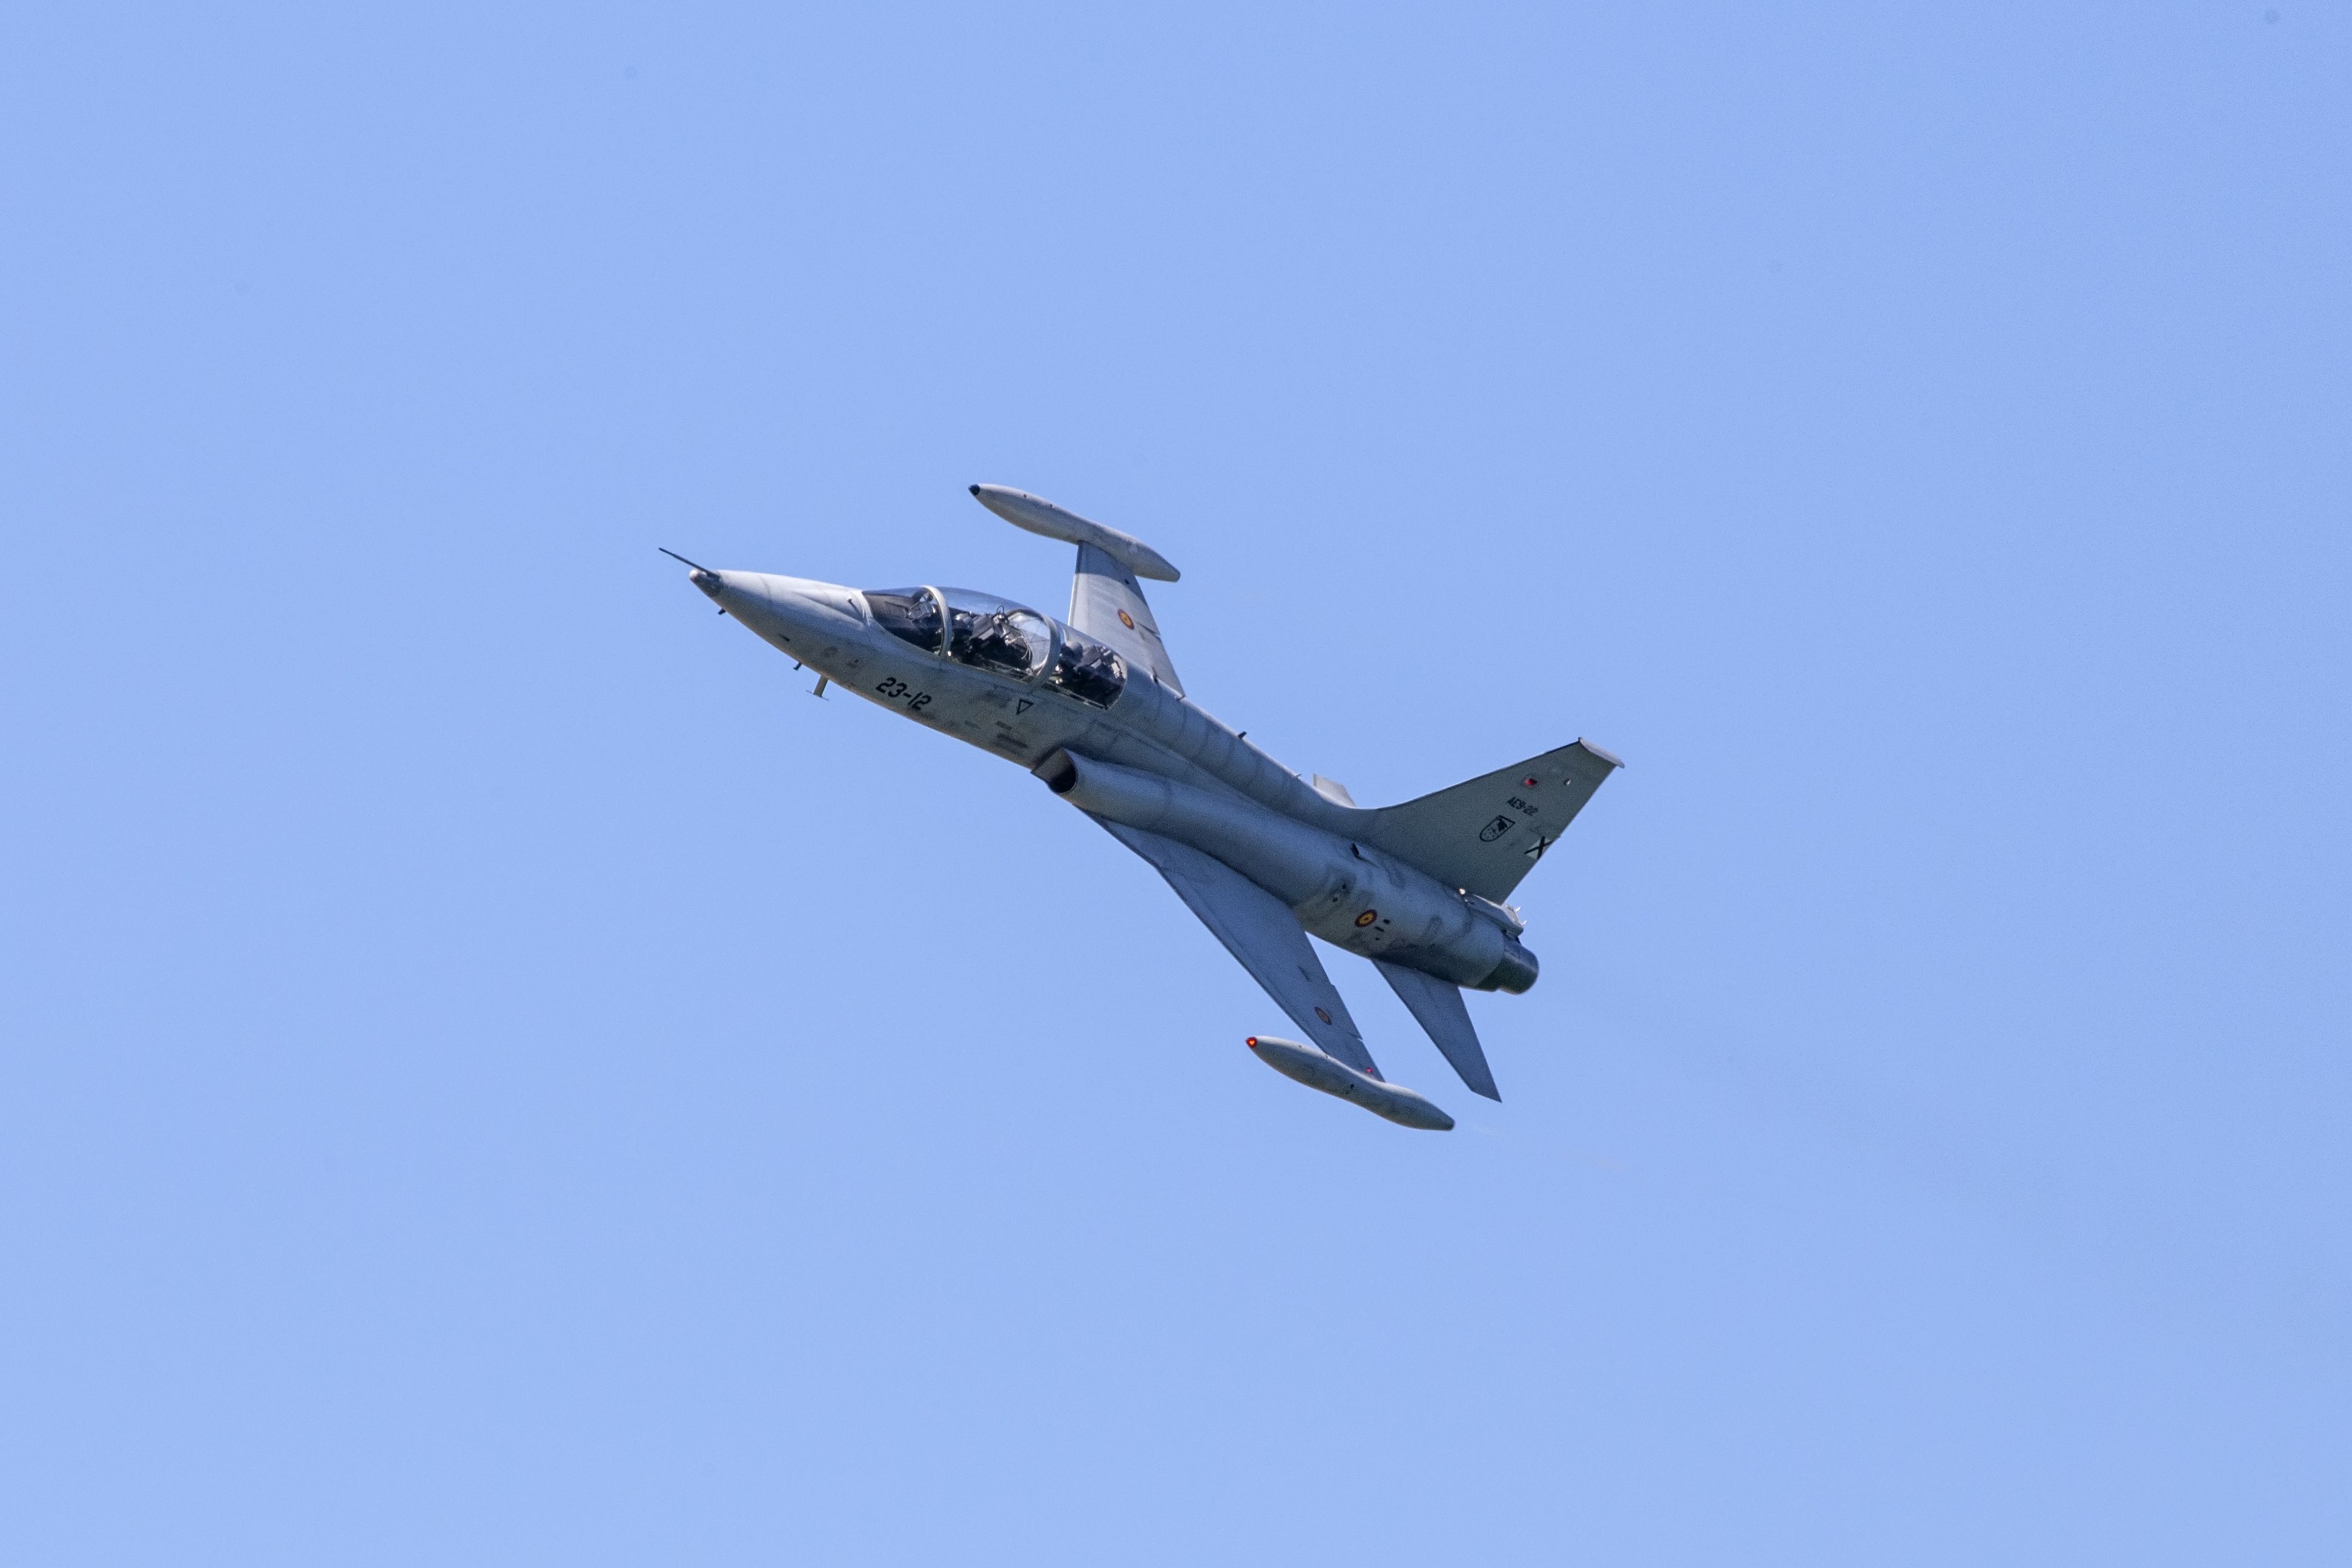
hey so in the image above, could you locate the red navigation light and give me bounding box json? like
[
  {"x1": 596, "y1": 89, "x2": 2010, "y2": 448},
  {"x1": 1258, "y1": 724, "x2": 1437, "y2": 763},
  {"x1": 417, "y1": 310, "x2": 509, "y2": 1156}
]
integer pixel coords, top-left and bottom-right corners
[{"x1": 1245, "y1": 1036, "x2": 1259, "y2": 1048}]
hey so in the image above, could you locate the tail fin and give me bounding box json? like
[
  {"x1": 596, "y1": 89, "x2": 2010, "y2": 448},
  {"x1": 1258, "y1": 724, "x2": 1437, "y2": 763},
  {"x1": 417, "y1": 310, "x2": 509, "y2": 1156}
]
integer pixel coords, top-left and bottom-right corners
[{"x1": 1363, "y1": 740, "x2": 1620, "y2": 903}]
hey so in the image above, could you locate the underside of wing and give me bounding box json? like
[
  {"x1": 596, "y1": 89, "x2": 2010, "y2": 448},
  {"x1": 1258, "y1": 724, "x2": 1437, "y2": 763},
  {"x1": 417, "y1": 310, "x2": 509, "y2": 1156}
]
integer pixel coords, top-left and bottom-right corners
[
  {"x1": 1093, "y1": 817, "x2": 1380, "y2": 1078},
  {"x1": 1373, "y1": 960, "x2": 1499, "y2": 1101}
]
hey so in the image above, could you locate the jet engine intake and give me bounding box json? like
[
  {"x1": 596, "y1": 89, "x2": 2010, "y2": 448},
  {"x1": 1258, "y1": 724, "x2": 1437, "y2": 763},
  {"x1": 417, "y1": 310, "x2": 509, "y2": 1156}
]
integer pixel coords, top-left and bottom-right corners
[{"x1": 1036, "y1": 749, "x2": 1080, "y2": 795}]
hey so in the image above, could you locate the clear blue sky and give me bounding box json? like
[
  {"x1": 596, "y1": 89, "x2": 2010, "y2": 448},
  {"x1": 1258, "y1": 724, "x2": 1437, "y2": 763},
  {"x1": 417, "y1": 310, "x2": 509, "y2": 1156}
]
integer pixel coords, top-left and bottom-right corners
[{"x1": 4, "y1": 4, "x2": 2346, "y2": 1562}]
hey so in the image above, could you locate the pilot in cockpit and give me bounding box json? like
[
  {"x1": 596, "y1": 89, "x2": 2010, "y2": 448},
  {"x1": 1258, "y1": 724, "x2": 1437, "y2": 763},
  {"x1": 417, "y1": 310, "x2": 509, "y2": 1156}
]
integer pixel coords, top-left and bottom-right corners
[
  {"x1": 955, "y1": 610, "x2": 1034, "y2": 677},
  {"x1": 1052, "y1": 635, "x2": 1126, "y2": 706}
]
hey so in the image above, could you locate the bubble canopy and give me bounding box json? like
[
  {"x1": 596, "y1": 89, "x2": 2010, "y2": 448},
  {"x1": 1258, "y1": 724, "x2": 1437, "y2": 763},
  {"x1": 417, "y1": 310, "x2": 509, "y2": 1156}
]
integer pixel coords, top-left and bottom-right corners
[{"x1": 858, "y1": 586, "x2": 1129, "y2": 707}]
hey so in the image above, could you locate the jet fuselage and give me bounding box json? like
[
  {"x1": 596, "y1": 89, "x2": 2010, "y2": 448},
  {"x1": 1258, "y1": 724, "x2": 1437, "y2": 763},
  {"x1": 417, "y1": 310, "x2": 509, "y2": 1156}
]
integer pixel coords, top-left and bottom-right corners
[{"x1": 692, "y1": 567, "x2": 1541, "y2": 995}]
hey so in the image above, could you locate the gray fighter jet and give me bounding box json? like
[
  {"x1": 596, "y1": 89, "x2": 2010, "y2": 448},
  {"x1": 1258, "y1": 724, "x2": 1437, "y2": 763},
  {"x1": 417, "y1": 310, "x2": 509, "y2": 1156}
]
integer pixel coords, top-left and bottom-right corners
[{"x1": 668, "y1": 484, "x2": 1619, "y2": 1130}]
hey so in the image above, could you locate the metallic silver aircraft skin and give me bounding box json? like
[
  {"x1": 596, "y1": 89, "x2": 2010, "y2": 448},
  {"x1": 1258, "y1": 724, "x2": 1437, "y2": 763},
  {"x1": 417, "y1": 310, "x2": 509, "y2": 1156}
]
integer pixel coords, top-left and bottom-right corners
[{"x1": 672, "y1": 483, "x2": 1619, "y2": 1130}]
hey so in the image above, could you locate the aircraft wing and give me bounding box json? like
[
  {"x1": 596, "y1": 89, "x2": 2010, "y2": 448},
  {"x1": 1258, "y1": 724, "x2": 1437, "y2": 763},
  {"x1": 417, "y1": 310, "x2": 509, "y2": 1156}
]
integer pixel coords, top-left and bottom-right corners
[
  {"x1": 1070, "y1": 542, "x2": 1183, "y2": 695},
  {"x1": 1093, "y1": 817, "x2": 1381, "y2": 1078}
]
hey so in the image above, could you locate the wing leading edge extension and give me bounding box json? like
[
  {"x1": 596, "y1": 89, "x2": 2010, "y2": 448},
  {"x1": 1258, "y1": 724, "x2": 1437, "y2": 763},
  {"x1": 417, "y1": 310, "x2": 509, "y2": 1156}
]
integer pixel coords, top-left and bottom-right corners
[{"x1": 1092, "y1": 817, "x2": 1381, "y2": 1079}]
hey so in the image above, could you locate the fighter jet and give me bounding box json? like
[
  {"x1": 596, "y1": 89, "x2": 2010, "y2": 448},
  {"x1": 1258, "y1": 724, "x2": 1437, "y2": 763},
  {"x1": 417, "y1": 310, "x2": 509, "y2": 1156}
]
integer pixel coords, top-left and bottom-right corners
[{"x1": 667, "y1": 484, "x2": 1619, "y2": 1130}]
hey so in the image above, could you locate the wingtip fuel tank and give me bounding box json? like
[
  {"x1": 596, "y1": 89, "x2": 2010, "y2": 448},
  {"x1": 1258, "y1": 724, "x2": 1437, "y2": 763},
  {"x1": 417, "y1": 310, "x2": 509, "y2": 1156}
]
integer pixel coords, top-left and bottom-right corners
[
  {"x1": 1246, "y1": 1036, "x2": 1455, "y2": 1131},
  {"x1": 969, "y1": 483, "x2": 1181, "y2": 583}
]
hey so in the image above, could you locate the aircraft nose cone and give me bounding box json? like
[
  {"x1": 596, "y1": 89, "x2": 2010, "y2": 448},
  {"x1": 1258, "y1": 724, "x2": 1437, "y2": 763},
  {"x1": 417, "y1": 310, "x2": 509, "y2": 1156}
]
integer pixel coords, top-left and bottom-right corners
[{"x1": 690, "y1": 568, "x2": 723, "y2": 598}]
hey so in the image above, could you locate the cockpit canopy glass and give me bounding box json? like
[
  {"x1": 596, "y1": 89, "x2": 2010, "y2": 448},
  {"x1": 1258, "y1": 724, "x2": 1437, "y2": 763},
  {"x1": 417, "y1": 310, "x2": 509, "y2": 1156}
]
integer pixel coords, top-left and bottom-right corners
[
  {"x1": 862, "y1": 587, "x2": 942, "y2": 653},
  {"x1": 861, "y1": 585, "x2": 1125, "y2": 705},
  {"x1": 1049, "y1": 626, "x2": 1126, "y2": 707},
  {"x1": 938, "y1": 588, "x2": 1052, "y2": 681}
]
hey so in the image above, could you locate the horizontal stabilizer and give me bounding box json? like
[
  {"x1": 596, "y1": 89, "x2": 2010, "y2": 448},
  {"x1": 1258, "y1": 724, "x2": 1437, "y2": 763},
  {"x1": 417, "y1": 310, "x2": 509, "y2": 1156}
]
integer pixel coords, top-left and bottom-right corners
[
  {"x1": 970, "y1": 484, "x2": 1180, "y2": 581},
  {"x1": 1364, "y1": 739, "x2": 1621, "y2": 903},
  {"x1": 1310, "y1": 774, "x2": 1356, "y2": 807},
  {"x1": 1374, "y1": 961, "x2": 1498, "y2": 1101}
]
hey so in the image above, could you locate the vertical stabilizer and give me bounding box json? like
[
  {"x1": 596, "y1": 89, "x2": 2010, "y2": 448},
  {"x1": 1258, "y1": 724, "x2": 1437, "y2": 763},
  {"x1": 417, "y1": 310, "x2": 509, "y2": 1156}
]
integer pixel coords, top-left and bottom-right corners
[{"x1": 1364, "y1": 740, "x2": 1620, "y2": 903}]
